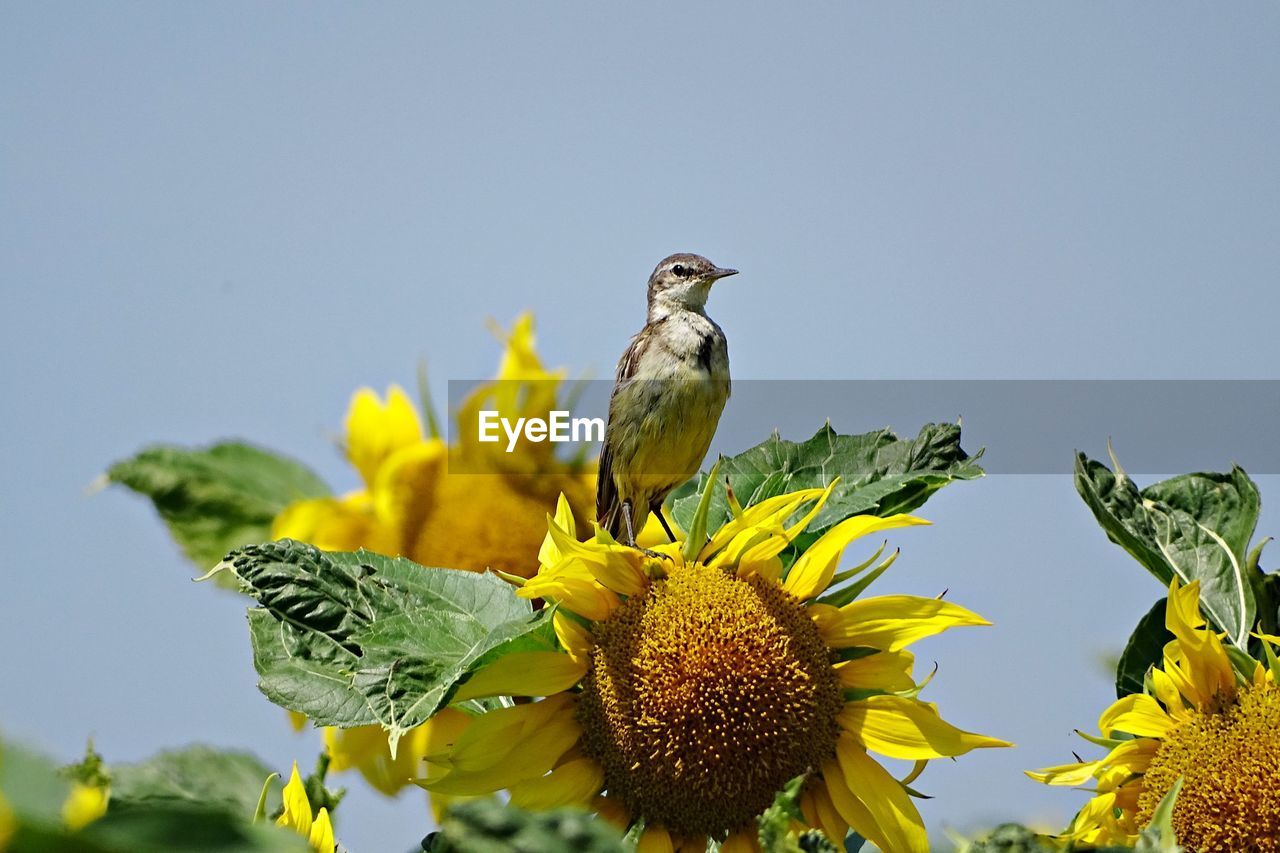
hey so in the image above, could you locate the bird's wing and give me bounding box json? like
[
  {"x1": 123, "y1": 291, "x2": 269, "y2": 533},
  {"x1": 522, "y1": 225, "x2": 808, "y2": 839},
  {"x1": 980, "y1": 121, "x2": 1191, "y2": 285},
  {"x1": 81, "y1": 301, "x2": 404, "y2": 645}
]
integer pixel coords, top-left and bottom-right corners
[{"x1": 595, "y1": 327, "x2": 652, "y2": 534}]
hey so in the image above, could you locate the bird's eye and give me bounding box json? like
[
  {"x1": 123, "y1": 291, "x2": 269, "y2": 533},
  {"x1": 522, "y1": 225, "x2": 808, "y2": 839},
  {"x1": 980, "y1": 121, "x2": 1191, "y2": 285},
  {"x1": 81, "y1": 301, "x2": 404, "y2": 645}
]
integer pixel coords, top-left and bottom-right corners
[{"x1": 671, "y1": 264, "x2": 686, "y2": 277}]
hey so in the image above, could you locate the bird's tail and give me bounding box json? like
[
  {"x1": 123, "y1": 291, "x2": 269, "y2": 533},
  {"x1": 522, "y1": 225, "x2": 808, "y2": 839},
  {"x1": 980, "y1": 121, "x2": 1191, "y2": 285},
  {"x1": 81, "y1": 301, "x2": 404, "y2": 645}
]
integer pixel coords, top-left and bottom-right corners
[{"x1": 595, "y1": 445, "x2": 625, "y2": 538}]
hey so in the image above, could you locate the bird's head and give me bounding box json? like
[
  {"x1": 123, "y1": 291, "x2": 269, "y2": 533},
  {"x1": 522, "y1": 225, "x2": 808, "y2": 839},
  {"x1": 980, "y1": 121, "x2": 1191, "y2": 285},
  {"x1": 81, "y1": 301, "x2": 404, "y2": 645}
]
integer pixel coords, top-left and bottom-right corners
[{"x1": 647, "y1": 253, "x2": 738, "y2": 317}]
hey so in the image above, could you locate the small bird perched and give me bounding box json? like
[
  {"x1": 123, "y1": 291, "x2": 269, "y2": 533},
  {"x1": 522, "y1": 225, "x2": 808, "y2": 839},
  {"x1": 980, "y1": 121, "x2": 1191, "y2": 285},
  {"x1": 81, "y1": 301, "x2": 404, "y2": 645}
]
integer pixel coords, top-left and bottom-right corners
[{"x1": 597, "y1": 253, "x2": 737, "y2": 547}]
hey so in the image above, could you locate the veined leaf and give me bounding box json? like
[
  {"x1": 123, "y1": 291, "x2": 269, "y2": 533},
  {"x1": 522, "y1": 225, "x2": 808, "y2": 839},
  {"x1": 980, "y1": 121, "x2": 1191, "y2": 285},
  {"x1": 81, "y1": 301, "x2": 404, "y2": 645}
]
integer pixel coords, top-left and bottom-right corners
[
  {"x1": 108, "y1": 746, "x2": 282, "y2": 818},
  {"x1": 107, "y1": 442, "x2": 331, "y2": 574},
  {"x1": 670, "y1": 422, "x2": 982, "y2": 536},
  {"x1": 220, "y1": 541, "x2": 553, "y2": 747},
  {"x1": 1075, "y1": 453, "x2": 1259, "y2": 646}
]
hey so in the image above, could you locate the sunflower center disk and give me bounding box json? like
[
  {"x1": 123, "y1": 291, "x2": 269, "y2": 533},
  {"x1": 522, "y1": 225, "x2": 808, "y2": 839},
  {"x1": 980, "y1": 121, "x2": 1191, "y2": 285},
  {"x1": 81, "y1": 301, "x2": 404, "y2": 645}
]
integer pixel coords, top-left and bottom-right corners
[
  {"x1": 1137, "y1": 681, "x2": 1280, "y2": 852},
  {"x1": 577, "y1": 563, "x2": 843, "y2": 838}
]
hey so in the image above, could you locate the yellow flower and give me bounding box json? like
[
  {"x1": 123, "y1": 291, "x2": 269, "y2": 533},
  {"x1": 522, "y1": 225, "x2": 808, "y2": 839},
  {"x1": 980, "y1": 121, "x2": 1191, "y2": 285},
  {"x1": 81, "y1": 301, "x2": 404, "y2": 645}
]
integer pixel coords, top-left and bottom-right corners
[
  {"x1": 421, "y1": 483, "x2": 1008, "y2": 852},
  {"x1": 1029, "y1": 578, "x2": 1280, "y2": 852},
  {"x1": 273, "y1": 314, "x2": 594, "y2": 579},
  {"x1": 274, "y1": 315, "x2": 595, "y2": 797},
  {"x1": 61, "y1": 781, "x2": 108, "y2": 831},
  {"x1": 277, "y1": 762, "x2": 335, "y2": 852}
]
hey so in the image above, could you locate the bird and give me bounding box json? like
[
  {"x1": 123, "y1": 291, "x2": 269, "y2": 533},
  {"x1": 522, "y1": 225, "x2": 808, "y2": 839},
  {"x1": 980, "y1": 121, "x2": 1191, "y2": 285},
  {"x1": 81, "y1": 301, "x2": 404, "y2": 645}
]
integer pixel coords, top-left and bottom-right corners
[{"x1": 596, "y1": 253, "x2": 737, "y2": 548}]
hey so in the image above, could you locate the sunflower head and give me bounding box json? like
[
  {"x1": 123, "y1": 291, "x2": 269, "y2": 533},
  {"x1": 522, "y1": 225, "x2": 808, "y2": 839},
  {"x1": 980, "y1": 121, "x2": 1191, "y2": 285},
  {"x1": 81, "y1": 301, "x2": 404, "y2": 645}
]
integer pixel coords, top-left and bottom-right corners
[
  {"x1": 579, "y1": 562, "x2": 844, "y2": 837},
  {"x1": 1030, "y1": 578, "x2": 1280, "y2": 851},
  {"x1": 426, "y1": 480, "x2": 1007, "y2": 851}
]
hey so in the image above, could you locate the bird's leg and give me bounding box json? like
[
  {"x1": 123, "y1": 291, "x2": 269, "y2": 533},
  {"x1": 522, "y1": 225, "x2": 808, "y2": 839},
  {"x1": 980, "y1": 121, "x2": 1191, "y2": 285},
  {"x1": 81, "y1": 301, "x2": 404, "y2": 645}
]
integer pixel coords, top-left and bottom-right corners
[
  {"x1": 621, "y1": 500, "x2": 639, "y2": 547},
  {"x1": 622, "y1": 500, "x2": 672, "y2": 562},
  {"x1": 653, "y1": 505, "x2": 679, "y2": 544}
]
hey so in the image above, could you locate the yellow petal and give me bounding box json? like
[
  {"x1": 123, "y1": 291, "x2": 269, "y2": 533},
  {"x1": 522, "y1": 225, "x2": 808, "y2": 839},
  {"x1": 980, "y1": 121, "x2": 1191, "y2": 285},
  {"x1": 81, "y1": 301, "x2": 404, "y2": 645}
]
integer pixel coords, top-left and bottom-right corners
[
  {"x1": 62, "y1": 782, "x2": 108, "y2": 831},
  {"x1": 1149, "y1": 668, "x2": 1185, "y2": 717},
  {"x1": 721, "y1": 827, "x2": 762, "y2": 853},
  {"x1": 839, "y1": 695, "x2": 1011, "y2": 759},
  {"x1": 786, "y1": 515, "x2": 929, "y2": 601},
  {"x1": 821, "y1": 764, "x2": 885, "y2": 852},
  {"x1": 817, "y1": 594, "x2": 991, "y2": 651},
  {"x1": 593, "y1": 794, "x2": 630, "y2": 829},
  {"x1": 324, "y1": 722, "x2": 438, "y2": 795},
  {"x1": 308, "y1": 807, "x2": 335, "y2": 852},
  {"x1": 519, "y1": 575, "x2": 619, "y2": 621},
  {"x1": 1025, "y1": 760, "x2": 1103, "y2": 787},
  {"x1": 272, "y1": 495, "x2": 381, "y2": 553},
  {"x1": 547, "y1": 524, "x2": 647, "y2": 596},
  {"x1": 700, "y1": 488, "x2": 827, "y2": 560},
  {"x1": 453, "y1": 652, "x2": 587, "y2": 702},
  {"x1": 637, "y1": 826, "x2": 675, "y2": 853},
  {"x1": 822, "y1": 735, "x2": 928, "y2": 853},
  {"x1": 345, "y1": 386, "x2": 423, "y2": 489},
  {"x1": 836, "y1": 735, "x2": 929, "y2": 853},
  {"x1": 782, "y1": 478, "x2": 841, "y2": 539},
  {"x1": 1097, "y1": 693, "x2": 1175, "y2": 739},
  {"x1": 554, "y1": 611, "x2": 594, "y2": 664},
  {"x1": 539, "y1": 496, "x2": 579, "y2": 566},
  {"x1": 508, "y1": 757, "x2": 604, "y2": 809},
  {"x1": 1163, "y1": 578, "x2": 1235, "y2": 707},
  {"x1": 1061, "y1": 791, "x2": 1119, "y2": 842},
  {"x1": 435, "y1": 695, "x2": 571, "y2": 774},
  {"x1": 424, "y1": 700, "x2": 581, "y2": 795},
  {"x1": 833, "y1": 650, "x2": 916, "y2": 693},
  {"x1": 800, "y1": 783, "x2": 848, "y2": 847},
  {"x1": 371, "y1": 439, "x2": 446, "y2": 551},
  {"x1": 277, "y1": 762, "x2": 312, "y2": 837}
]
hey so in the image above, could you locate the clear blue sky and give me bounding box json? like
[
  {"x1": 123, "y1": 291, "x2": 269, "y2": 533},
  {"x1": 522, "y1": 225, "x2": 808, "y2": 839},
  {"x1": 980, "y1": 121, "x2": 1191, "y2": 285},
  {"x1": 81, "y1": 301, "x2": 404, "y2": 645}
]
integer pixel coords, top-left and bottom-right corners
[{"x1": 3, "y1": 4, "x2": 1278, "y2": 850}]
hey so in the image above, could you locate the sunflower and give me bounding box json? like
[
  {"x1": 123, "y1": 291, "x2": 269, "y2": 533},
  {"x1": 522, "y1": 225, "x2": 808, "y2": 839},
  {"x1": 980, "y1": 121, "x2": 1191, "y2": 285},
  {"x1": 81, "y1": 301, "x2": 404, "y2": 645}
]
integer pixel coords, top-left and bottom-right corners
[
  {"x1": 272, "y1": 313, "x2": 595, "y2": 580},
  {"x1": 273, "y1": 315, "x2": 594, "y2": 799},
  {"x1": 276, "y1": 762, "x2": 336, "y2": 852},
  {"x1": 419, "y1": 481, "x2": 1008, "y2": 852},
  {"x1": 1029, "y1": 578, "x2": 1280, "y2": 852}
]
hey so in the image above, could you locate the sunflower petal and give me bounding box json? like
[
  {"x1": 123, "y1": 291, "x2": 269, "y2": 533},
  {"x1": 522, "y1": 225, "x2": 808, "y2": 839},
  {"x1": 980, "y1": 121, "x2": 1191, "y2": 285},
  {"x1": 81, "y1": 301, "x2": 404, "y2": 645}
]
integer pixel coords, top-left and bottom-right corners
[
  {"x1": 308, "y1": 807, "x2": 335, "y2": 852},
  {"x1": 817, "y1": 594, "x2": 990, "y2": 651},
  {"x1": 276, "y1": 762, "x2": 312, "y2": 838},
  {"x1": 833, "y1": 650, "x2": 916, "y2": 693},
  {"x1": 637, "y1": 826, "x2": 675, "y2": 853},
  {"x1": 801, "y1": 783, "x2": 849, "y2": 847},
  {"x1": 345, "y1": 386, "x2": 424, "y2": 489},
  {"x1": 1097, "y1": 693, "x2": 1175, "y2": 739},
  {"x1": 826, "y1": 734, "x2": 929, "y2": 853},
  {"x1": 720, "y1": 828, "x2": 762, "y2": 853},
  {"x1": 785, "y1": 514, "x2": 929, "y2": 602},
  {"x1": 452, "y1": 652, "x2": 587, "y2": 702},
  {"x1": 508, "y1": 757, "x2": 604, "y2": 809},
  {"x1": 839, "y1": 695, "x2": 1011, "y2": 759},
  {"x1": 1025, "y1": 760, "x2": 1103, "y2": 787}
]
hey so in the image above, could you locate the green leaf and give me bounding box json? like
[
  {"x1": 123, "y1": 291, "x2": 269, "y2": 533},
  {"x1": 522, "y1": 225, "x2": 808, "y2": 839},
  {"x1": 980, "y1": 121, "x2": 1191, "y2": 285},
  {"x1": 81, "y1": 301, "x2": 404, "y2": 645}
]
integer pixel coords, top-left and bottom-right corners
[
  {"x1": 107, "y1": 746, "x2": 282, "y2": 819},
  {"x1": 1135, "y1": 777, "x2": 1183, "y2": 852},
  {"x1": 219, "y1": 540, "x2": 553, "y2": 746},
  {"x1": 1255, "y1": 570, "x2": 1280, "y2": 639},
  {"x1": 670, "y1": 422, "x2": 983, "y2": 537},
  {"x1": 422, "y1": 798, "x2": 623, "y2": 853},
  {"x1": 682, "y1": 457, "x2": 722, "y2": 563},
  {"x1": 107, "y1": 442, "x2": 331, "y2": 574},
  {"x1": 0, "y1": 738, "x2": 71, "y2": 825},
  {"x1": 1074, "y1": 452, "x2": 1259, "y2": 646},
  {"x1": 1115, "y1": 598, "x2": 1174, "y2": 699},
  {"x1": 0, "y1": 737, "x2": 307, "y2": 853}
]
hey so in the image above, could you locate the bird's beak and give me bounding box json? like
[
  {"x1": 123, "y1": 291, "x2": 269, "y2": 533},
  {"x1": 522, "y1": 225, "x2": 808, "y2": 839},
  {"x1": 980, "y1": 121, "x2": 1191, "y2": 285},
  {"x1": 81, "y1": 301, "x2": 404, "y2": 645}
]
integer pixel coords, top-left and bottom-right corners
[{"x1": 709, "y1": 267, "x2": 739, "y2": 281}]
